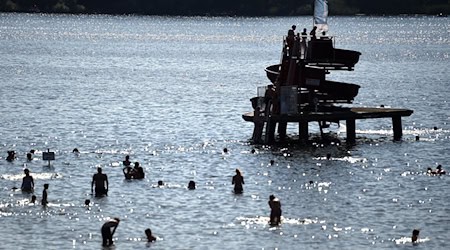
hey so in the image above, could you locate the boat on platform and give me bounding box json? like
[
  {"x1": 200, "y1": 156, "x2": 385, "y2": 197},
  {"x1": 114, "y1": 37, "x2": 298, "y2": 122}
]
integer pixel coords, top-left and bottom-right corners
[{"x1": 242, "y1": 0, "x2": 413, "y2": 145}]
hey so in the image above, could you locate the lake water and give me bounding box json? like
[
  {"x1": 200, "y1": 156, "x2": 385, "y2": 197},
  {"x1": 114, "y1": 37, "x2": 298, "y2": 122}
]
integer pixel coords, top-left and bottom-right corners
[{"x1": 0, "y1": 13, "x2": 449, "y2": 249}]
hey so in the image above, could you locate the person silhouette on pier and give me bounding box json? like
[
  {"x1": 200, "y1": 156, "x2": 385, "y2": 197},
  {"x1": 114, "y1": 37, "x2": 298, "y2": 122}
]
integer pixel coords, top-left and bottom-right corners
[
  {"x1": 310, "y1": 26, "x2": 317, "y2": 40},
  {"x1": 232, "y1": 169, "x2": 245, "y2": 194},
  {"x1": 91, "y1": 167, "x2": 108, "y2": 197}
]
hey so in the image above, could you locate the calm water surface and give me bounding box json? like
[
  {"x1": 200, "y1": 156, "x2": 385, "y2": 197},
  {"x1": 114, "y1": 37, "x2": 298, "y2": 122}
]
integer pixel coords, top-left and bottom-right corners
[{"x1": 0, "y1": 13, "x2": 449, "y2": 249}]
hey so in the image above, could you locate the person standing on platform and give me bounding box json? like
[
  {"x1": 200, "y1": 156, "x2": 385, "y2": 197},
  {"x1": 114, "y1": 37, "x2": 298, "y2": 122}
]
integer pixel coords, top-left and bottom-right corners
[
  {"x1": 232, "y1": 169, "x2": 245, "y2": 194},
  {"x1": 91, "y1": 167, "x2": 109, "y2": 197},
  {"x1": 101, "y1": 218, "x2": 120, "y2": 246}
]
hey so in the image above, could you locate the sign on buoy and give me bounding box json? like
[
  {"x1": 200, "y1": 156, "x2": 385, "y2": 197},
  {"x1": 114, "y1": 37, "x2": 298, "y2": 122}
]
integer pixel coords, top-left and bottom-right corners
[{"x1": 42, "y1": 149, "x2": 55, "y2": 167}]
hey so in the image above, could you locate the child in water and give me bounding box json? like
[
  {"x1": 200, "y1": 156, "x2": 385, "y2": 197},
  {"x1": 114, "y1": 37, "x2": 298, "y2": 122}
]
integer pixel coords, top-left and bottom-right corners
[{"x1": 145, "y1": 228, "x2": 156, "y2": 242}]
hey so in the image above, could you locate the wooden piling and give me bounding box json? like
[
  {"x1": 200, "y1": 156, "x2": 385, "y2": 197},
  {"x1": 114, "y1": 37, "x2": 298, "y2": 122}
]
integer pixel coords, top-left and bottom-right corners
[
  {"x1": 346, "y1": 119, "x2": 356, "y2": 144},
  {"x1": 392, "y1": 116, "x2": 403, "y2": 141}
]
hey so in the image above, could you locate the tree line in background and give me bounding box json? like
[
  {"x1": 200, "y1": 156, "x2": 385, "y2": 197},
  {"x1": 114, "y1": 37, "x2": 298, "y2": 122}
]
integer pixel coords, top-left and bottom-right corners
[{"x1": 0, "y1": 0, "x2": 448, "y2": 16}]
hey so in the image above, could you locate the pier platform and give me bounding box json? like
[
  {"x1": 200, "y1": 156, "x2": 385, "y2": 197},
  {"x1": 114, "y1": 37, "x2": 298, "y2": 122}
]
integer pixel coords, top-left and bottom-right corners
[{"x1": 242, "y1": 106, "x2": 414, "y2": 144}]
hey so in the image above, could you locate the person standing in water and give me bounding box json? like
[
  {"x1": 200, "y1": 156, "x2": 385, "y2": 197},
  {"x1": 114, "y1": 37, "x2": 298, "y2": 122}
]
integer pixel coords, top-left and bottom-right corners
[
  {"x1": 41, "y1": 183, "x2": 49, "y2": 206},
  {"x1": 268, "y1": 194, "x2": 282, "y2": 225},
  {"x1": 101, "y1": 218, "x2": 120, "y2": 246},
  {"x1": 145, "y1": 228, "x2": 156, "y2": 242},
  {"x1": 232, "y1": 169, "x2": 245, "y2": 194},
  {"x1": 412, "y1": 229, "x2": 420, "y2": 243},
  {"x1": 91, "y1": 167, "x2": 109, "y2": 197},
  {"x1": 21, "y1": 168, "x2": 34, "y2": 193}
]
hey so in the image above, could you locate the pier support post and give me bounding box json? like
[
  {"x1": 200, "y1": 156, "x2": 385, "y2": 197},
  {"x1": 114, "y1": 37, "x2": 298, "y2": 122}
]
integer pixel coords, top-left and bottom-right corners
[
  {"x1": 346, "y1": 119, "x2": 356, "y2": 144},
  {"x1": 298, "y1": 121, "x2": 309, "y2": 141},
  {"x1": 392, "y1": 116, "x2": 402, "y2": 141},
  {"x1": 264, "y1": 119, "x2": 277, "y2": 144},
  {"x1": 278, "y1": 121, "x2": 287, "y2": 141}
]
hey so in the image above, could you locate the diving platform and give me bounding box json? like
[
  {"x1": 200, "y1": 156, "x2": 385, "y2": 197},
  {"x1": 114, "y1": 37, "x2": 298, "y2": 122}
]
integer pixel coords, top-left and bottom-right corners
[{"x1": 243, "y1": 30, "x2": 413, "y2": 145}]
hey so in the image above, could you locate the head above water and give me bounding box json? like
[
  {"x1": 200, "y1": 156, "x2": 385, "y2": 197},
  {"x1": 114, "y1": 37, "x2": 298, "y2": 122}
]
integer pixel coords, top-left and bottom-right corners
[
  {"x1": 412, "y1": 229, "x2": 420, "y2": 242},
  {"x1": 188, "y1": 180, "x2": 196, "y2": 190}
]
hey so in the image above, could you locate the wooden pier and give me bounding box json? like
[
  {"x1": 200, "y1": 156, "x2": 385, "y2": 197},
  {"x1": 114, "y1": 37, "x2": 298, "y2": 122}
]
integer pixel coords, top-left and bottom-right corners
[{"x1": 243, "y1": 106, "x2": 413, "y2": 144}]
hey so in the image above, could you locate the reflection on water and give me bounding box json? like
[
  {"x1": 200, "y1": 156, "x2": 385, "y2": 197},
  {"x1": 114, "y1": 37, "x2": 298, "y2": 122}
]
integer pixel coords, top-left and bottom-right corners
[{"x1": 0, "y1": 13, "x2": 449, "y2": 249}]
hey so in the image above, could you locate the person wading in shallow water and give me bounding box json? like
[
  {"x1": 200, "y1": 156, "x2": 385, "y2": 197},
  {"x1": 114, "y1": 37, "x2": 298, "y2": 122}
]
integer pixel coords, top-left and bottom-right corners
[
  {"x1": 268, "y1": 194, "x2": 282, "y2": 226},
  {"x1": 41, "y1": 183, "x2": 49, "y2": 206},
  {"x1": 232, "y1": 169, "x2": 245, "y2": 194},
  {"x1": 91, "y1": 167, "x2": 108, "y2": 197},
  {"x1": 101, "y1": 218, "x2": 120, "y2": 246},
  {"x1": 21, "y1": 168, "x2": 34, "y2": 193}
]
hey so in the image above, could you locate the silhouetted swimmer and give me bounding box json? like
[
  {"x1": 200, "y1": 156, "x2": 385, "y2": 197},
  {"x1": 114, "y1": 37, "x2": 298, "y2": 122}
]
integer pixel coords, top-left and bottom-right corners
[
  {"x1": 91, "y1": 167, "x2": 108, "y2": 197},
  {"x1": 436, "y1": 165, "x2": 446, "y2": 175},
  {"x1": 101, "y1": 218, "x2": 120, "y2": 246},
  {"x1": 415, "y1": 135, "x2": 420, "y2": 141},
  {"x1": 232, "y1": 169, "x2": 245, "y2": 194},
  {"x1": 188, "y1": 181, "x2": 196, "y2": 190},
  {"x1": 326, "y1": 153, "x2": 332, "y2": 160},
  {"x1": 251, "y1": 149, "x2": 256, "y2": 154},
  {"x1": 145, "y1": 228, "x2": 156, "y2": 242},
  {"x1": 72, "y1": 148, "x2": 80, "y2": 153},
  {"x1": 30, "y1": 195, "x2": 37, "y2": 204},
  {"x1": 123, "y1": 164, "x2": 134, "y2": 180},
  {"x1": 21, "y1": 168, "x2": 34, "y2": 193},
  {"x1": 41, "y1": 183, "x2": 49, "y2": 206},
  {"x1": 134, "y1": 162, "x2": 145, "y2": 179},
  {"x1": 433, "y1": 126, "x2": 438, "y2": 130},
  {"x1": 223, "y1": 148, "x2": 228, "y2": 154},
  {"x1": 270, "y1": 160, "x2": 275, "y2": 166},
  {"x1": 309, "y1": 180, "x2": 314, "y2": 185},
  {"x1": 26, "y1": 152, "x2": 33, "y2": 161},
  {"x1": 6, "y1": 151, "x2": 15, "y2": 161},
  {"x1": 157, "y1": 180, "x2": 164, "y2": 186},
  {"x1": 268, "y1": 195, "x2": 282, "y2": 226},
  {"x1": 412, "y1": 229, "x2": 420, "y2": 243},
  {"x1": 85, "y1": 199, "x2": 91, "y2": 207},
  {"x1": 123, "y1": 155, "x2": 131, "y2": 167}
]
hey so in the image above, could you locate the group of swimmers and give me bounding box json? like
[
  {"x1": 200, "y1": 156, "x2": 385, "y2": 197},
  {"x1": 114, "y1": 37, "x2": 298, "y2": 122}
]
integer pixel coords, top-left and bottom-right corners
[
  {"x1": 19, "y1": 168, "x2": 49, "y2": 206},
  {"x1": 427, "y1": 165, "x2": 446, "y2": 176},
  {"x1": 9, "y1": 148, "x2": 438, "y2": 245},
  {"x1": 122, "y1": 155, "x2": 145, "y2": 180},
  {"x1": 231, "y1": 167, "x2": 282, "y2": 226}
]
